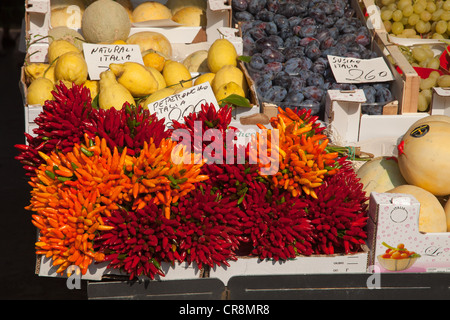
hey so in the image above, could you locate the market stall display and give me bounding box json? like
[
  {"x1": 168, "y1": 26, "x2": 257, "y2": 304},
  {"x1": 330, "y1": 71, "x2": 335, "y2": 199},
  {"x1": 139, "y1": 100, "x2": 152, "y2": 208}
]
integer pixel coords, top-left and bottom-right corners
[{"x1": 14, "y1": 0, "x2": 450, "y2": 293}]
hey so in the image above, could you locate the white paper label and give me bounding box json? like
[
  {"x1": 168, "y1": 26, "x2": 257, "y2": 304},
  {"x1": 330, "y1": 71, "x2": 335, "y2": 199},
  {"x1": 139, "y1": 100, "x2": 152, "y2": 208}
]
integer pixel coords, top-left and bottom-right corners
[
  {"x1": 146, "y1": 82, "x2": 219, "y2": 128},
  {"x1": 82, "y1": 43, "x2": 144, "y2": 80},
  {"x1": 327, "y1": 55, "x2": 394, "y2": 84}
]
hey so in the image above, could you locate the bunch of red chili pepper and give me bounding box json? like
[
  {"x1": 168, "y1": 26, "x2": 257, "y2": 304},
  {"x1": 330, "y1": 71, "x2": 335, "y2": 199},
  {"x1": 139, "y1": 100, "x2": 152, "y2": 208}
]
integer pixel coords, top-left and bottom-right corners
[{"x1": 15, "y1": 82, "x2": 170, "y2": 176}]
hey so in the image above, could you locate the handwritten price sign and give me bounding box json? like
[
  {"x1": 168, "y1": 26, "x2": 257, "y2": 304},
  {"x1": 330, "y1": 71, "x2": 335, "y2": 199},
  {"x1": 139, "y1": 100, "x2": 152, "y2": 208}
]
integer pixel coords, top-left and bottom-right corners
[
  {"x1": 83, "y1": 43, "x2": 144, "y2": 80},
  {"x1": 147, "y1": 82, "x2": 219, "y2": 128},
  {"x1": 327, "y1": 55, "x2": 394, "y2": 84}
]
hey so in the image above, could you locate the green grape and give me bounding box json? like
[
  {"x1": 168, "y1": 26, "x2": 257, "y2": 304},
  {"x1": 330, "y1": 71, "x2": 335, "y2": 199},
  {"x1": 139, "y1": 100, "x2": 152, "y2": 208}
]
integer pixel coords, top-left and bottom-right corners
[
  {"x1": 412, "y1": 46, "x2": 428, "y2": 62},
  {"x1": 422, "y1": 45, "x2": 435, "y2": 58},
  {"x1": 397, "y1": 0, "x2": 412, "y2": 10},
  {"x1": 431, "y1": 8, "x2": 444, "y2": 21},
  {"x1": 420, "y1": 76, "x2": 437, "y2": 90},
  {"x1": 420, "y1": 10, "x2": 432, "y2": 22},
  {"x1": 380, "y1": 0, "x2": 394, "y2": 6},
  {"x1": 426, "y1": 2, "x2": 437, "y2": 13},
  {"x1": 440, "y1": 11, "x2": 450, "y2": 21},
  {"x1": 436, "y1": 19, "x2": 448, "y2": 33},
  {"x1": 417, "y1": 92, "x2": 429, "y2": 112},
  {"x1": 393, "y1": 9, "x2": 403, "y2": 21},
  {"x1": 421, "y1": 89, "x2": 433, "y2": 103},
  {"x1": 413, "y1": 2, "x2": 426, "y2": 14},
  {"x1": 429, "y1": 70, "x2": 441, "y2": 79},
  {"x1": 408, "y1": 13, "x2": 420, "y2": 25},
  {"x1": 443, "y1": 0, "x2": 450, "y2": 11},
  {"x1": 392, "y1": 21, "x2": 405, "y2": 34},
  {"x1": 436, "y1": 0, "x2": 445, "y2": 9},
  {"x1": 419, "y1": 57, "x2": 430, "y2": 67},
  {"x1": 432, "y1": 32, "x2": 446, "y2": 39},
  {"x1": 402, "y1": 5, "x2": 414, "y2": 17},
  {"x1": 437, "y1": 75, "x2": 450, "y2": 87},
  {"x1": 387, "y1": 3, "x2": 397, "y2": 11},
  {"x1": 384, "y1": 20, "x2": 392, "y2": 32},
  {"x1": 402, "y1": 28, "x2": 417, "y2": 37},
  {"x1": 381, "y1": 9, "x2": 394, "y2": 21},
  {"x1": 427, "y1": 58, "x2": 441, "y2": 69},
  {"x1": 415, "y1": 19, "x2": 428, "y2": 33},
  {"x1": 447, "y1": 20, "x2": 450, "y2": 32}
]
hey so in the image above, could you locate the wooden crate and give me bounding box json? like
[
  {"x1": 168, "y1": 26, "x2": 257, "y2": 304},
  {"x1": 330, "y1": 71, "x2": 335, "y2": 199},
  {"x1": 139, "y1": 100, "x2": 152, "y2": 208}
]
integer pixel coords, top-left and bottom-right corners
[{"x1": 373, "y1": 30, "x2": 420, "y2": 114}]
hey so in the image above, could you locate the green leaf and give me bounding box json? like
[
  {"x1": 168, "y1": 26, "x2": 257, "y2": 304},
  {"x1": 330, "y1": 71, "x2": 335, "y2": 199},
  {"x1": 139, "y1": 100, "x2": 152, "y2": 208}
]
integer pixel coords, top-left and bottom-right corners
[
  {"x1": 238, "y1": 55, "x2": 252, "y2": 63},
  {"x1": 219, "y1": 94, "x2": 251, "y2": 108},
  {"x1": 92, "y1": 93, "x2": 99, "y2": 110}
]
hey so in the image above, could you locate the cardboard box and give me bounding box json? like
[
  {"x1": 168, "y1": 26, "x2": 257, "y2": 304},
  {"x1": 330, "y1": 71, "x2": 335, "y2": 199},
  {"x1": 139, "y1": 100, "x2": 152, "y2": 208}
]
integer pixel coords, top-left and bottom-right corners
[
  {"x1": 36, "y1": 255, "x2": 203, "y2": 281},
  {"x1": 324, "y1": 89, "x2": 428, "y2": 157},
  {"x1": 431, "y1": 87, "x2": 450, "y2": 116},
  {"x1": 367, "y1": 192, "x2": 450, "y2": 273},
  {"x1": 208, "y1": 247, "x2": 370, "y2": 286}
]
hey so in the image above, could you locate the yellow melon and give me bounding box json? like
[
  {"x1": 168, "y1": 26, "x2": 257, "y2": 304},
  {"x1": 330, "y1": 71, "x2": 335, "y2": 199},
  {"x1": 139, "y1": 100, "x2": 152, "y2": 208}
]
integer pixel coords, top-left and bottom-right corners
[
  {"x1": 356, "y1": 156, "x2": 407, "y2": 199},
  {"x1": 126, "y1": 31, "x2": 172, "y2": 58},
  {"x1": 165, "y1": 0, "x2": 206, "y2": 15},
  {"x1": 397, "y1": 118, "x2": 450, "y2": 196},
  {"x1": 132, "y1": 2, "x2": 172, "y2": 22},
  {"x1": 172, "y1": 7, "x2": 206, "y2": 26},
  {"x1": 388, "y1": 185, "x2": 447, "y2": 233}
]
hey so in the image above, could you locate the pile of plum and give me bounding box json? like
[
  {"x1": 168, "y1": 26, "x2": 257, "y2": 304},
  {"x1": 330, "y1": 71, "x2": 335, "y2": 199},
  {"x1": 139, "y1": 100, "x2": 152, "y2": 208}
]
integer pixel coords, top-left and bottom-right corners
[{"x1": 233, "y1": 0, "x2": 394, "y2": 115}]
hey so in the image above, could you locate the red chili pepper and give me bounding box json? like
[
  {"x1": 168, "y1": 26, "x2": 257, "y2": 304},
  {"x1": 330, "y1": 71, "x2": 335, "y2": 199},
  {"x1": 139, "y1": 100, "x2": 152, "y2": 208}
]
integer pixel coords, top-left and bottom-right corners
[{"x1": 397, "y1": 140, "x2": 406, "y2": 156}]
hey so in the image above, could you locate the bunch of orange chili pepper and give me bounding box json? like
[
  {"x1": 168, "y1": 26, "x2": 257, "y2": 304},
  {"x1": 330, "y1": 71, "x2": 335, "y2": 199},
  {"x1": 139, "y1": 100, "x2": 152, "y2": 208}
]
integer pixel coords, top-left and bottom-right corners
[
  {"x1": 128, "y1": 139, "x2": 208, "y2": 219},
  {"x1": 26, "y1": 133, "x2": 209, "y2": 274},
  {"x1": 27, "y1": 134, "x2": 131, "y2": 275},
  {"x1": 250, "y1": 107, "x2": 340, "y2": 199}
]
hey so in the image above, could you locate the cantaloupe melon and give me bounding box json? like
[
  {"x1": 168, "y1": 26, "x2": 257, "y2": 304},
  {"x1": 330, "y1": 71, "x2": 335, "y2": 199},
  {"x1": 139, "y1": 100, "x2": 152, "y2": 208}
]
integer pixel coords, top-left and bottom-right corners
[
  {"x1": 165, "y1": 0, "x2": 206, "y2": 15},
  {"x1": 132, "y1": 2, "x2": 172, "y2": 22},
  {"x1": 356, "y1": 156, "x2": 407, "y2": 198},
  {"x1": 172, "y1": 7, "x2": 206, "y2": 27},
  {"x1": 444, "y1": 198, "x2": 450, "y2": 232},
  {"x1": 397, "y1": 118, "x2": 450, "y2": 196},
  {"x1": 81, "y1": 0, "x2": 131, "y2": 43},
  {"x1": 388, "y1": 185, "x2": 447, "y2": 233},
  {"x1": 126, "y1": 31, "x2": 172, "y2": 57}
]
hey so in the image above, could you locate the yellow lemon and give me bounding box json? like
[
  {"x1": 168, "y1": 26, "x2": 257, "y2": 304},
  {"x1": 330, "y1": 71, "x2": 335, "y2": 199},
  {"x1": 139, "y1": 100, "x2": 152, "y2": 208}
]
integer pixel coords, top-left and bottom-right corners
[
  {"x1": 207, "y1": 38, "x2": 238, "y2": 73},
  {"x1": 54, "y1": 51, "x2": 88, "y2": 85},
  {"x1": 214, "y1": 81, "x2": 245, "y2": 102},
  {"x1": 194, "y1": 72, "x2": 215, "y2": 86},
  {"x1": 109, "y1": 62, "x2": 159, "y2": 97},
  {"x1": 211, "y1": 64, "x2": 247, "y2": 94},
  {"x1": 142, "y1": 87, "x2": 177, "y2": 108},
  {"x1": 83, "y1": 80, "x2": 100, "y2": 99},
  {"x1": 47, "y1": 39, "x2": 80, "y2": 64},
  {"x1": 25, "y1": 63, "x2": 56, "y2": 83},
  {"x1": 162, "y1": 60, "x2": 193, "y2": 89},
  {"x1": 98, "y1": 70, "x2": 135, "y2": 110},
  {"x1": 27, "y1": 77, "x2": 54, "y2": 105},
  {"x1": 143, "y1": 50, "x2": 166, "y2": 72},
  {"x1": 145, "y1": 66, "x2": 166, "y2": 90}
]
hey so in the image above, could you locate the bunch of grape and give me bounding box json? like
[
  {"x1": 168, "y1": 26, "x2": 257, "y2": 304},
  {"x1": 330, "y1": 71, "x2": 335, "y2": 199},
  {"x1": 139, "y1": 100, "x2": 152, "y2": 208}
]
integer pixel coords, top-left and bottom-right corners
[
  {"x1": 232, "y1": 0, "x2": 394, "y2": 116},
  {"x1": 394, "y1": 44, "x2": 446, "y2": 111},
  {"x1": 398, "y1": 44, "x2": 442, "y2": 68},
  {"x1": 379, "y1": 0, "x2": 450, "y2": 39},
  {"x1": 418, "y1": 71, "x2": 450, "y2": 111}
]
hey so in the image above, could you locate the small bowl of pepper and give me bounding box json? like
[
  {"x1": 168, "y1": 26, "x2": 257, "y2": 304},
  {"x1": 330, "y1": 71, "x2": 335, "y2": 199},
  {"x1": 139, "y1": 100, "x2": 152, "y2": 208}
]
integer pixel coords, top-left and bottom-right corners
[{"x1": 377, "y1": 242, "x2": 421, "y2": 272}]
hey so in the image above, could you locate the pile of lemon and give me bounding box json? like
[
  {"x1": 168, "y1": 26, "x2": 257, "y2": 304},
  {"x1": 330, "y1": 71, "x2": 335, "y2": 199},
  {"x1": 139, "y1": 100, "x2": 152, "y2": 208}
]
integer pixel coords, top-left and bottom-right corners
[{"x1": 25, "y1": 37, "x2": 248, "y2": 110}]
